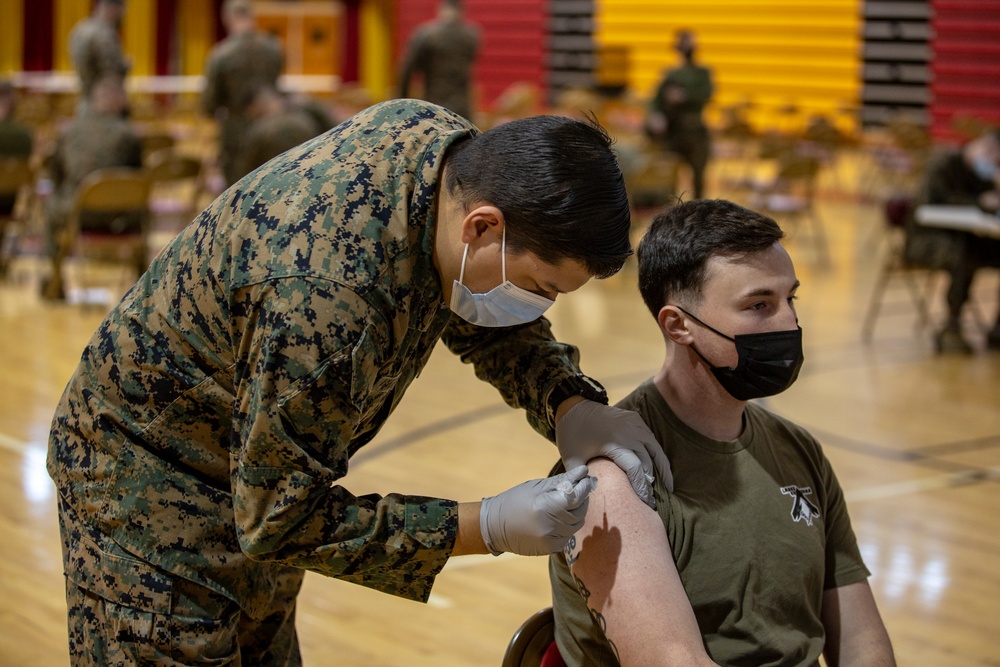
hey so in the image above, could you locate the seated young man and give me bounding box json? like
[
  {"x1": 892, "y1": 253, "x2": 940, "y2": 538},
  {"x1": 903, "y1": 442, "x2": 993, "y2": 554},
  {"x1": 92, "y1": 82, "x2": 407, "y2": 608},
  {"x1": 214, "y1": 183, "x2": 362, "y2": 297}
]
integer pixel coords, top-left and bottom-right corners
[{"x1": 549, "y1": 199, "x2": 896, "y2": 666}]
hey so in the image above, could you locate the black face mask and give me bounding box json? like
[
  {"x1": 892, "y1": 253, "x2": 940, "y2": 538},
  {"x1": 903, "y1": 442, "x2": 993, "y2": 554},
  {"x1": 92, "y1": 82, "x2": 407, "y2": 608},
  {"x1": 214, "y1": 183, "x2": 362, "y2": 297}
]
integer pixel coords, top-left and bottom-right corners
[{"x1": 677, "y1": 307, "x2": 804, "y2": 401}]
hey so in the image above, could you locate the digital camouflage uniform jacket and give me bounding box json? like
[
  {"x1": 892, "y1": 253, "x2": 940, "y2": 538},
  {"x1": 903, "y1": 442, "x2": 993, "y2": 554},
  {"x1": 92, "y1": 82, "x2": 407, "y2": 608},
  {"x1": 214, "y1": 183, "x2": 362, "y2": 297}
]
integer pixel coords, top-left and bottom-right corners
[
  {"x1": 69, "y1": 17, "x2": 129, "y2": 100},
  {"x1": 399, "y1": 17, "x2": 481, "y2": 121},
  {"x1": 48, "y1": 100, "x2": 585, "y2": 618},
  {"x1": 46, "y1": 109, "x2": 144, "y2": 228},
  {"x1": 202, "y1": 30, "x2": 284, "y2": 186}
]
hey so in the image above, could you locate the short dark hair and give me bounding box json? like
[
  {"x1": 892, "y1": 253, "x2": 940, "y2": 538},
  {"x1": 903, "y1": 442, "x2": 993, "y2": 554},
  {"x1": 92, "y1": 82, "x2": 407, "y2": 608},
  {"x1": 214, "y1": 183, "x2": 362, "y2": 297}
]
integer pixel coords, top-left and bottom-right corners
[
  {"x1": 637, "y1": 199, "x2": 784, "y2": 316},
  {"x1": 444, "y1": 115, "x2": 632, "y2": 278}
]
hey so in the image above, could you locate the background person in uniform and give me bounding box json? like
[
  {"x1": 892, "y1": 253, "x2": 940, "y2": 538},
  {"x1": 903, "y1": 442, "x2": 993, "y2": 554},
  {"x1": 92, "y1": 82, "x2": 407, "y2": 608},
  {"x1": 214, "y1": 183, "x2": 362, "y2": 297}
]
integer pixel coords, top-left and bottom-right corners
[
  {"x1": 42, "y1": 77, "x2": 142, "y2": 301},
  {"x1": 904, "y1": 127, "x2": 1000, "y2": 353},
  {"x1": 232, "y1": 86, "x2": 334, "y2": 182},
  {"x1": 0, "y1": 80, "x2": 34, "y2": 216},
  {"x1": 646, "y1": 30, "x2": 714, "y2": 200},
  {"x1": 550, "y1": 199, "x2": 896, "y2": 667},
  {"x1": 399, "y1": 0, "x2": 481, "y2": 122},
  {"x1": 69, "y1": 0, "x2": 129, "y2": 110},
  {"x1": 203, "y1": 0, "x2": 284, "y2": 187},
  {"x1": 47, "y1": 99, "x2": 672, "y2": 665}
]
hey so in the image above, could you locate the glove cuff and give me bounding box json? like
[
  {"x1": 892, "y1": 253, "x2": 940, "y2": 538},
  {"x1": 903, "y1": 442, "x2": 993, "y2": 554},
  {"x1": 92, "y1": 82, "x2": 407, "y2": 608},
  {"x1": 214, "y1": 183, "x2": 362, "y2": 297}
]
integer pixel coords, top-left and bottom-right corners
[
  {"x1": 479, "y1": 498, "x2": 504, "y2": 557},
  {"x1": 545, "y1": 374, "x2": 608, "y2": 427}
]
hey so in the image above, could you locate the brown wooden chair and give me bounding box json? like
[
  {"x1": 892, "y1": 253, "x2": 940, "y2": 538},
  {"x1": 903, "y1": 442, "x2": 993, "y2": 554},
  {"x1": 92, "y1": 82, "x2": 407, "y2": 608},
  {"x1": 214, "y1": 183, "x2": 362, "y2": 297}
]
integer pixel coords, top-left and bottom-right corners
[
  {"x1": 47, "y1": 168, "x2": 150, "y2": 302},
  {"x1": 140, "y1": 131, "x2": 176, "y2": 163},
  {"x1": 502, "y1": 607, "x2": 557, "y2": 667},
  {"x1": 0, "y1": 157, "x2": 34, "y2": 279},
  {"x1": 861, "y1": 195, "x2": 940, "y2": 342},
  {"x1": 145, "y1": 149, "x2": 205, "y2": 232},
  {"x1": 749, "y1": 151, "x2": 830, "y2": 268}
]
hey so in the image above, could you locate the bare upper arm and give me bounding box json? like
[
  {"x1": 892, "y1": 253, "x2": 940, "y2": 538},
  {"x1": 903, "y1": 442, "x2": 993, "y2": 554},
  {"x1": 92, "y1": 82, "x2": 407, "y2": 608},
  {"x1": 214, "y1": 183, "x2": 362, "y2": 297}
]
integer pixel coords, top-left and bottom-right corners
[
  {"x1": 565, "y1": 458, "x2": 717, "y2": 667},
  {"x1": 821, "y1": 581, "x2": 896, "y2": 667}
]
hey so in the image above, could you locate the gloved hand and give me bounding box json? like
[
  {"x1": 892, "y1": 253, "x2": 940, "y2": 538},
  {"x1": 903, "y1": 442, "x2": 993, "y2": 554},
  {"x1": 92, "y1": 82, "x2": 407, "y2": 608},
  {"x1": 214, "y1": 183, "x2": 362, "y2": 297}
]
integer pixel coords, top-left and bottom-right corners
[
  {"x1": 555, "y1": 399, "x2": 674, "y2": 508},
  {"x1": 480, "y1": 465, "x2": 596, "y2": 556}
]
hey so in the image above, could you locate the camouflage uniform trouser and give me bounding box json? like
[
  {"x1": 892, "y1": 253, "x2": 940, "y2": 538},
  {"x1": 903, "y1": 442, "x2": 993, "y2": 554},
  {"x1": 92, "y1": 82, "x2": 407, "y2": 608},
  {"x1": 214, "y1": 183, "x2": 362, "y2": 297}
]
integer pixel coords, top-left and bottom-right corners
[{"x1": 58, "y1": 499, "x2": 304, "y2": 666}]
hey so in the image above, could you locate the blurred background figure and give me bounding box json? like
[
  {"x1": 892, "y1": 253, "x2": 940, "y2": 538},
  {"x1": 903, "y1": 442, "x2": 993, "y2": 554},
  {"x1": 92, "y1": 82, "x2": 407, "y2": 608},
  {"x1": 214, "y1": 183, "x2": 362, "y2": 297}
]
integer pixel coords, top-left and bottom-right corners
[
  {"x1": 232, "y1": 86, "x2": 334, "y2": 182},
  {"x1": 646, "y1": 29, "x2": 714, "y2": 200},
  {"x1": 398, "y1": 0, "x2": 481, "y2": 121},
  {"x1": 905, "y1": 128, "x2": 1000, "y2": 353},
  {"x1": 0, "y1": 80, "x2": 34, "y2": 217},
  {"x1": 42, "y1": 77, "x2": 142, "y2": 301},
  {"x1": 202, "y1": 0, "x2": 284, "y2": 187},
  {"x1": 69, "y1": 0, "x2": 130, "y2": 112}
]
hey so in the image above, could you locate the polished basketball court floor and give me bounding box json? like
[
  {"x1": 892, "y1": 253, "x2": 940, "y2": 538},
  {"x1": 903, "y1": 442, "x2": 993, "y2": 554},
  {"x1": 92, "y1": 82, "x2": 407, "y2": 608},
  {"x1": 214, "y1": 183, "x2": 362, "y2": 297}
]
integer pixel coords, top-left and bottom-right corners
[{"x1": 1, "y1": 154, "x2": 998, "y2": 665}]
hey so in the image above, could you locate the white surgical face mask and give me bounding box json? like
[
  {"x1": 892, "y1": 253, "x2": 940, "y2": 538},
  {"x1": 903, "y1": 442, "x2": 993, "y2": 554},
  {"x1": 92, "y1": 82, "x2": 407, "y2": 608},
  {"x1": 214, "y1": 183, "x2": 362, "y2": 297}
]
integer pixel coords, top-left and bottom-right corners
[
  {"x1": 449, "y1": 228, "x2": 555, "y2": 327},
  {"x1": 972, "y1": 155, "x2": 998, "y2": 183}
]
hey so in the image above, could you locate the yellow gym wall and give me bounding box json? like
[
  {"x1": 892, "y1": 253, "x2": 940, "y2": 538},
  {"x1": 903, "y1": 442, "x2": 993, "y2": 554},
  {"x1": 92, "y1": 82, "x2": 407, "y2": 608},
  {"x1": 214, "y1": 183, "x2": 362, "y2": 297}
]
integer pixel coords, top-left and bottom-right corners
[
  {"x1": 0, "y1": 0, "x2": 24, "y2": 73},
  {"x1": 596, "y1": 0, "x2": 861, "y2": 133},
  {"x1": 360, "y1": 0, "x2": 394, "y2": 101},
  {"x1": 178, "y1": 0, "x2": 218, "y2": 76},
  {"x1": 121, "y1": 0, "x2": 156, "y2": 77},
  {"x1": 49, "y1": 0, "x2": 155, "y2": 76},
  {"x1": 54, "y1": 0, "x2": 91, "y2": 72}
]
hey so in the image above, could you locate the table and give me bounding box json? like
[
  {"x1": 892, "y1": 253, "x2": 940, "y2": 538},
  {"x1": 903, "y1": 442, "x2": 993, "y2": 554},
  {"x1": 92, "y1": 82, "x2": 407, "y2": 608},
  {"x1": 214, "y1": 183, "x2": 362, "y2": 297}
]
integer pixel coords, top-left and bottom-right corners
[
  {"x1": 915, "y1": 205, "x2": 1000, "y2": 239},
  {"x1": 10, "y1": 72, "x2": 341, "y2": 96}
]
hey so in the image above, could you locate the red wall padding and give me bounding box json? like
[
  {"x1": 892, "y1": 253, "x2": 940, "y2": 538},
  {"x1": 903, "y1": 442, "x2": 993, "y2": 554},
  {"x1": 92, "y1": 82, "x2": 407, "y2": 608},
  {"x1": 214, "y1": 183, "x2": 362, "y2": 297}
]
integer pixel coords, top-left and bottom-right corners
[
  {"x1": 394, "y1": 0, "x2": 546, "y2": 110},
  {"x1": 156, "y1": 0, "x2": 177, "y2": 75},
  {"x1": 929, "y1": 0, "x2": 1000, "y2": 140},
  {"x1": 22, "y1": 0, "x2": 55, "y2": 72}
]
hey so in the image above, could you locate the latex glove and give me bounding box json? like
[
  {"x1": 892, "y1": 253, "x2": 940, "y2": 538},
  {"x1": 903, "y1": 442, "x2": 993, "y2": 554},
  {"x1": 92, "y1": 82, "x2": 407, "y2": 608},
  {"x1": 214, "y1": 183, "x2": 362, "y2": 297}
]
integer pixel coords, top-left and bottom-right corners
[
  {"x1": 556, "y1": 399, "x2": 674, "y2": 508},
  {"x1": 480, "y1": 465, "x2": 596, "y2": 556}
]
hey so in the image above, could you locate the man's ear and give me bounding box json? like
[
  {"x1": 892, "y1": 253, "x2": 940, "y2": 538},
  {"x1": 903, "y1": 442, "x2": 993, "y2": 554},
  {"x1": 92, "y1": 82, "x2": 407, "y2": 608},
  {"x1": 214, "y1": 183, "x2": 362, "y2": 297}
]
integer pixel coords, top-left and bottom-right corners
[
  {"x1": 658, "y1": 305, "x2": 693, "y2": 344},
  {"x1": 459, "y1": 203, "x2": 505, "y2": 245}
]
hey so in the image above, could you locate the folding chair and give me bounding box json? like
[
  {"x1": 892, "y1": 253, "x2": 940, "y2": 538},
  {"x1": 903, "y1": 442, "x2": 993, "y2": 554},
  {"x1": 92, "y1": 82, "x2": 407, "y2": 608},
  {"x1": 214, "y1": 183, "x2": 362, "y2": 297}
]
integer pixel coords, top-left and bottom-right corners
[
  {"x1": 145, "y1": 149, "x2": 204, "y2": 233},
  {"x1": 502, "y1": 607, "x2": 561, "y2": 667},
  {"x1": 861, "y1": 195, "x2": 936, "y2": 341},
  {"x1": 140, "y1": 131, "x2": 176, "y2": 163},
  {"x1": 48, "y1": 168, "x2": 150, "y2": 303},
  {"x1": 749, "y1": 152, "x2": 830, "y2": 268},
  {"x1": 0, "y1": 157, "x2": 33, "y2": 279}
]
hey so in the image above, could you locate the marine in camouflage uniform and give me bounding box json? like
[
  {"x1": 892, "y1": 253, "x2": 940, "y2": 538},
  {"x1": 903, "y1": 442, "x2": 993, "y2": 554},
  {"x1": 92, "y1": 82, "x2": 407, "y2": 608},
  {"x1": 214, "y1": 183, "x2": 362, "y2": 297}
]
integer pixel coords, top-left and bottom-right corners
[
  {"x1": 43, "y1": 78, "x2": 143, "y2": 300},
  {"x1": 647, "y1": 30, "x2": 714, "y2": 200},
  {"x1": 0, "y1": 80, "x2": 33, "y2": 216},
  {"x1": 48, "y1": 99, "x2": 661, "y2": 664},
  {"x1": 69, "y1": 0, "x2": 129, "y2": 106},
  {"x1": 399, "y1": 0, "x2": 481, "y2": 122},
  {"x1": 203, "y1": 0, "x2": 284, "y2": 187},
  {"x1": 231, "y1": 88, "x2": 333, "y2": 183},
  {"x1": 904, "y1": 129, "x2": 1000, "y2": 352}
]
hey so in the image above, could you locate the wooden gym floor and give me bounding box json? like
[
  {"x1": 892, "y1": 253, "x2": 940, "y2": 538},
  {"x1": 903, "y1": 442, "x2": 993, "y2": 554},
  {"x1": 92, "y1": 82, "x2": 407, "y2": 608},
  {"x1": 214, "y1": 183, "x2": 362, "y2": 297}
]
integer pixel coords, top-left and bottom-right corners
[{"x1": 1, "y1": 151, "x2": 998, "y2": 666}]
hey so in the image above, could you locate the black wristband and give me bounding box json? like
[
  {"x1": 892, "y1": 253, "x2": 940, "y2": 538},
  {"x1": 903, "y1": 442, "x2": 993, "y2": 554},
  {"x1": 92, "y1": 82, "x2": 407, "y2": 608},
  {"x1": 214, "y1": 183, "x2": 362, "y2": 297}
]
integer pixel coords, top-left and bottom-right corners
[{"x1": 546, "y1": 374, "x2": 609, "y2": 427}]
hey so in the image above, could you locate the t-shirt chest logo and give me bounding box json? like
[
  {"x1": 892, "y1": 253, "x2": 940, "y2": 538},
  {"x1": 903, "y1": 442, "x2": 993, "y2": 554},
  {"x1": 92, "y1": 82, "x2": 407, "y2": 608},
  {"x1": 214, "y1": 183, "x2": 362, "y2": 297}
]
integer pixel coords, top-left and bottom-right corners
[{"x1": 780, "y1": 485, "x2": 821, "y2": 526}]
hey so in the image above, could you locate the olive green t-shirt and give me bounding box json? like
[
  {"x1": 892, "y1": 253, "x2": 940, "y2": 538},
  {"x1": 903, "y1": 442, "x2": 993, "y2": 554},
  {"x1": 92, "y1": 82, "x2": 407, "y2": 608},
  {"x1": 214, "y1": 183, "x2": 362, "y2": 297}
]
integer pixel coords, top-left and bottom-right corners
[{"x1": 550, "y1": 379, "x2": 870, "y2": 666}]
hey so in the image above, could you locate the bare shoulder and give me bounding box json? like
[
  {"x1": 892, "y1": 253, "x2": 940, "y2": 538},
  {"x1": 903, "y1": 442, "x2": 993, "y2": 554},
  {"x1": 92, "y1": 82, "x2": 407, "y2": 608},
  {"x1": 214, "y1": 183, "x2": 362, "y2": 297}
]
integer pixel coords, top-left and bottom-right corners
[
  {"x1": 588, "y1": 457, "x2": 628, "y2": 480},
  {"x1": 588, "y1": 458, "x2": 643, "y2": 501}
]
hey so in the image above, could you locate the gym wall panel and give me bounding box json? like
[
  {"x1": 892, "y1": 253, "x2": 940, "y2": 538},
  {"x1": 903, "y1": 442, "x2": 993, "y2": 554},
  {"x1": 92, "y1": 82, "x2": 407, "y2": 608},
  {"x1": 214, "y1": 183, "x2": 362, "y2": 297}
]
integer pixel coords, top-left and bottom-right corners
[
  {"x1": 54, "y1": 0, "x2": 91, "y2": 72},
  {"x1": 929, "y1": 0, "x2": 1000, "y2": 140},
  {"x1": 177, "y1": 0, "x2": 217, "y2": 76},
  {"x1": 255, "y1": 1, "x2": 343, "y2": 77},
  {"x1": 155, "y1": 0, "x2": 178, "y2": 75},
  {"x1": 122, "y1": 0, "x2": 156, "y2": 77},
  {"x1": 359, "y1": 0, "x2": 393, "y2": 101},
  {"x1": 20, "y1": 0, "x2": 54, "y2": 72},
  {"x1": 549, "y1": 0, "x2": 595, "y2": 97},
  {"x1": 1, "y1": 0, "x2": 25, "y2": 73},
  {"x1": 595, "y1": 0, "x2": 862, "y2": 132},
  {"x1": 860, "y1": 0, "x2": 931, "y2": 127}
]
